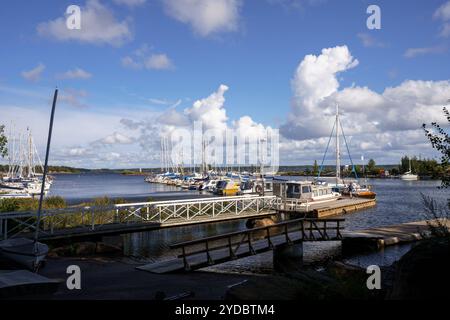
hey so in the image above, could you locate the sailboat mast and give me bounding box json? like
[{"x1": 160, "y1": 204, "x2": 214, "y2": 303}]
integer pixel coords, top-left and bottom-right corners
[
  {"x1": 34, "y1": 89, "x2": 58, "y2": 245},
  {"x1": 27, "y1": 128, "x2": 32, "y2": 178},
  {"x1": 335, "y1": 104, "x2": 341, "y2": 185}
]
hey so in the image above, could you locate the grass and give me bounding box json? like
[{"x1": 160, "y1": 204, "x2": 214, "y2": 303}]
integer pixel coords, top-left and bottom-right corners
[{"x1": 0, "y1": 196, "x2": 135, "y2": 236}]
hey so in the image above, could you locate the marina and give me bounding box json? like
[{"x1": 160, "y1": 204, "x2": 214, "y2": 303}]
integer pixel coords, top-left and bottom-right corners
[{"x1": 1, "y1": 0, "x2": 449, "y2": 304}]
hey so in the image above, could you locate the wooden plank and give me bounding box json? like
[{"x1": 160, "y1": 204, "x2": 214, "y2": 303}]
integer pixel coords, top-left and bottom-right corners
[
  {"x1": 137, "y1": 229, "x2": 335, "y2": 274},
  {"x1": 343, "y1": 220, "x2": 450, "y2": 246}
]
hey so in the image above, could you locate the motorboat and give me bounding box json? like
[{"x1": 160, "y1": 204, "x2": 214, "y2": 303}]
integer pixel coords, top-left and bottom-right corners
[
  {"x1": 215, "y1": 180, "x2": 241, "y2": 196},
  {"x1": 273, "y1": 180, "x2": 340, "y2": 208},
  {"x1": 240, "y1": 178, "x2": 274, "y2": 195},
  {"x1": 344, "y1": 182, "x2": 376, "y2": 199}
]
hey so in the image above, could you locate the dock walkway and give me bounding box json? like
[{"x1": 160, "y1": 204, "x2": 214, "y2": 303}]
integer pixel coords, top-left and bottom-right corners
[
  {"x1": 138, "y1": 218, "x2": 344, "y2": 274},
  {"x1": 138, "y1": 219, "x2": 448, "y2": 274},
  {"x1": 343, "y1": 220, "x2": 450, "y2": 246}
]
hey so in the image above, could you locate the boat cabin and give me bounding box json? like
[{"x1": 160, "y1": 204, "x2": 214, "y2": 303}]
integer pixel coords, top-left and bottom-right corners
[{"x1": 273, "y1": 180, "x2": 337, "y2": 200}]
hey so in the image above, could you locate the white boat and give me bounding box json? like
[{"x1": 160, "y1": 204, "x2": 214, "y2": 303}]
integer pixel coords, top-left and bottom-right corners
[
  {"x1": 0, "y1": 128, "x2": 53, "y2": 197},
  {"x1": 400, "y1": 172, "x2": 418, "y2": 180},
  {"x1": 400, "y1": 159, "x2": 418, "y2": 180},
  {"x1": 240, "y1": 178, "x2": 274, "y2": 195},
  {"x1": 273, "y1": 180, "x2": 340, "y2": 208},
  {"x1": 201, "y1": 179, "x2": 219, "y2": 192},
  {"x1": 0, "y1": 193, "x2": 32, "y2": 199},
  {"x1": 0, "y1": 89, "x2": 58, "y2": 272},
  {"x1": 0, "y1": 238, "x2": 48, "y2": 271}
]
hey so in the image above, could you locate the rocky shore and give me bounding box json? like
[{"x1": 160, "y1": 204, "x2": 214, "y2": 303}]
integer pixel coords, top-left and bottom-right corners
[{"x1": 225, "y1": 237, "x2": 450, "y2": 300}]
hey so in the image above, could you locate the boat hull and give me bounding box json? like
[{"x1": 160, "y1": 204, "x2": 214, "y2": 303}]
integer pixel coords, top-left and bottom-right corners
[
  {"x1": 0, "y1": 238, "x2": 48, "y2": 271},
  {"x1": 353, "y1": 191, "x2": 376, "y2": 199}
]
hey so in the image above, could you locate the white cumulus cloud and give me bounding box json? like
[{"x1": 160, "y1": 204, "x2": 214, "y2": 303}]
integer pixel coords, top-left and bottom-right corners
[
  {"x1": 184, "y1": 84, "x2": 229, "y2": 130},
  {"x1": 280, "y1": 45, "x2": 450, "y2": 165},
  {"x1": 37, "y1": 0, "x2": 132, "y2": 46},
  {"x1": 145, "y1": 54, "x2": 174, "y2": 70},
  {"x1": 163, "y1": 0, "x2": 241, "y2": 37},
  {"x1": 281, "y1": 45, "x2": 358, "y2": 140}
]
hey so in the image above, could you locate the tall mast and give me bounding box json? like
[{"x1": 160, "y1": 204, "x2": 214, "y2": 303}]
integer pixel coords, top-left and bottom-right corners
[
  {"x1": 335, "y1": 104, "x2": 341, "y2": 185},
  {"x1": 35, "y1": 88, "x2": 58, "y2": 246},
  {"x1": 27, "y1": 127, "x2": 32, "y2": 178}
]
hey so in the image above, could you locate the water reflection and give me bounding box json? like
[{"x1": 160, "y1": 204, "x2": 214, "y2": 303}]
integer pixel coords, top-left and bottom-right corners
[{"x1": 49, "y1": 173, "x2": 446, "y2": 272}]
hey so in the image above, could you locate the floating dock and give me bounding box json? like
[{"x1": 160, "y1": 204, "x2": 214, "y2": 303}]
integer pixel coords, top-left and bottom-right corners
[
  {"x1": 342, "y1": 219, "x2": 450, "y2": 253},
  {"x1": 278, "y1": 197, "x2": 376, "y2": 218}
]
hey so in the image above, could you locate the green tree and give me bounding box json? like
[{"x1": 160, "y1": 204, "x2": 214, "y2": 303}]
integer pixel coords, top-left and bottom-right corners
[
  {"x1": 400, "y1": 156, "x2": 410, "y2": 173},
  {"x1": 367, "y1": 159, "x2": 376, "y2": 173},
  {"x1": 0, "y1": 125, "x2": 7, "y2": 158},
  {"x1": 313, "y1": 160, "x2": 319, "y2": 176},
  {"x1": 423, "y1": 107, "x2": 450, "y2": 188}
]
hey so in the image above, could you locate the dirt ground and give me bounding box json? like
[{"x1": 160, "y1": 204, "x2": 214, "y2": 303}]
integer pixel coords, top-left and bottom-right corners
[{"x1": 15, "y1": 256, "x2": 259, "y2": 300}]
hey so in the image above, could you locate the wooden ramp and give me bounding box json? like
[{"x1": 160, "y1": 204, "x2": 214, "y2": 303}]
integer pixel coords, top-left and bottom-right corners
[{"x1": 137, "y1": 218, "x2": 344, "y2": 274}]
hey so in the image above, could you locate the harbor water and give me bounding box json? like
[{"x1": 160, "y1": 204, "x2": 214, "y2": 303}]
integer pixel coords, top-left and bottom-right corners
[{"x1": 48, "y1": 173, "x2": 446, "y2": 273}]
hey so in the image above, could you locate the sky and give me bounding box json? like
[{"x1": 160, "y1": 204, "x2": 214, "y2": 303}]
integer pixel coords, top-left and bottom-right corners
[{"x1": 0, "y1": 0, "x2": 449, "y2": 169}]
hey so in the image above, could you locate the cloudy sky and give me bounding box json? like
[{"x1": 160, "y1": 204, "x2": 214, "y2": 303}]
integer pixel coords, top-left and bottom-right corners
[{"x1": 0, "y1": 0, "x2": 449, "y2": 168}]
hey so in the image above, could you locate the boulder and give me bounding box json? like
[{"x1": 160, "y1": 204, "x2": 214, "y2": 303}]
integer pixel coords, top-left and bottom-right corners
[
  {"x1": 389, "y1": 237, "x2": 450, "y2": 299},
  {"x1": 95, "y1": 242, "x2": 122, "y2": 255},
  {"x1": 246, "y1": 217, "x2": 276, "y2": 229},
  {"x1": 74, "y1": 242, "x2": 97, "y2": 255}
]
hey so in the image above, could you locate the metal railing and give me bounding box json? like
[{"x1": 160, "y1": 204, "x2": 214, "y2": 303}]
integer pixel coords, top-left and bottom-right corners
[{"x1": 0, "y1": 195, "x2": 279, "y2": 240}]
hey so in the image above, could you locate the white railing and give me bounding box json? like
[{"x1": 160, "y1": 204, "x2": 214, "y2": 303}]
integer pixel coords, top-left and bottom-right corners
[{"x1": 0, "y1": 195, "x2": 278, "y2": 239}]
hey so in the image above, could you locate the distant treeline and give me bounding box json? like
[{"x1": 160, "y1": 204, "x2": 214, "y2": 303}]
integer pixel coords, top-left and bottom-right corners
[
  {"x1": 0, "y1": 165, "x2": 90, "y2": 174},
  {"x1": 280, "y1": 156, "x2": 446, "y2": 179},
  {"x1": 0, "y1": 157, "x2": 446, "y2": 179}
]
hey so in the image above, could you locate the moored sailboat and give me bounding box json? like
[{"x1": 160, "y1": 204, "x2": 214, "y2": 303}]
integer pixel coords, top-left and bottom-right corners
[
  {"x1": 400, "y1": 158, "x2": 418, "y2": 180},
  {"x1": 0, "y1": 89, "x2": 58, "y2": 271}
]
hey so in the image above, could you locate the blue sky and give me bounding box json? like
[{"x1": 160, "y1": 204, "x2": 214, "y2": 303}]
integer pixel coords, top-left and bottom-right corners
[{"x1": 0, "y1": 0, "x2": 449, "y2": 168}]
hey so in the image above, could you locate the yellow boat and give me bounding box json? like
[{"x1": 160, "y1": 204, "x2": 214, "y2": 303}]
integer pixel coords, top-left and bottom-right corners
[{"x1": 216, "y1": 180, "x2": 241, "y2": 196}]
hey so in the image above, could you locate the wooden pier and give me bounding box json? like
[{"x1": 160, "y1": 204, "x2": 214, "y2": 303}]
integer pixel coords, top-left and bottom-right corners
[
  {"x1": 137, "y1": 218, "x2": 344, "y2": 274},
  {"x1": 0, "y1": 195, "x2": 375, "y2": 241},
  {"x1": 342, "y1": 219, "x2": 450, "y2": 253},
  {"x1": 137, "y1": 219, "x2": 447, "y2": 274}
]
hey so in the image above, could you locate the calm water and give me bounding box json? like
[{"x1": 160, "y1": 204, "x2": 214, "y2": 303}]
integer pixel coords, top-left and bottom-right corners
[
  {"x1": 48, "y1": 173, "x2": 447, "y2": 272},
  {"x1": 48, "y1": 173, "x2": 205, "y2": 204}
]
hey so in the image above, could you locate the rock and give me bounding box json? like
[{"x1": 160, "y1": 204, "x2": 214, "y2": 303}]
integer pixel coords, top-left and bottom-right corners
[
  {"x1": 49, "y1": 241, "x2": 122, "y2": 257},
  {"x1": 389, "y1": 238, "x2": 450, "y2": 299},
  {"x1": 48, "y1": 245, "x2": 76, "y2": 257},
  {"x1": 273, "y1": 242, "x2": 304, "y2": 273},
  {"x1": 95, "y1": 242, "x2": 122, "y2": 255},
  {"x1": 74, "y1": 242, "x2": 97, "y2": 255},
  {"x1": 327, "y1": 261, "x2": 366, "y2": 279},
  {"x1": 341, "y1": 235, "x2": 383, "y2": 256},
  {"x1": 246, "y1": 217, "x2": 276, "y2": 229}
]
